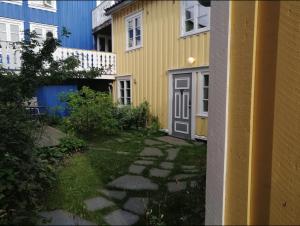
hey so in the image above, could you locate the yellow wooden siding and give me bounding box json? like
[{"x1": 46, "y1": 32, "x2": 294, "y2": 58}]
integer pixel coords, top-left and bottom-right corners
[
  {"x1": 111, "y1": 0, "x2": 209, "y2": 136},
  {"x1": 224, "y1": 1, "x2": 300, "y2": 224}
]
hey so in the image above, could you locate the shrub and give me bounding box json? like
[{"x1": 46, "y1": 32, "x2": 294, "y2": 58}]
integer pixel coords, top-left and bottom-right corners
[
  {"x1": 58, "y1": 136, "x2": 87, "y2": 154},
  {"x1": 64, "y1": 86, "x2": 119, "y2": 136}
]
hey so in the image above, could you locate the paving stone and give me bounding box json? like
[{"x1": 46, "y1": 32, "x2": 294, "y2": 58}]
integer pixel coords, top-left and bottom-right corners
[
  {"x1": 84, "y1": 196, "x2": 114, "y2": 211},
  {"x1": 144, "y1": 139, "x2": 163, "y2": 146},
  {"x1": 123, "y1": 197, "x2": 149, "y2": 215},
  {"x1": 134, "y1": 160, "x2": 154, "y2": 166},
  {"x1": 166, "y1": 148, "x2": 179, "y2": 161},
  {"x1": 140, "y1": 147, "x2": 163, "y2": 157},
  {"x1": 104, "y1": 209, "x2": 139, "y2": 226},
  {"x1": 160, "y1": 162, "x2": 174, "y2": 170},
  {"x1": 108, "y1": 175, "x2": 158, "y2": 190},
  {"x1": 173, "y1": 174, "x2": 198, "y2": 180},
  {"x1": 39, "y1": 209, "x2": 97, "y2": 225},
  {"x1": 129, "y1": 164, "x2": 146, "y2": 175},
  {"x1": 182, "y1": 165, "x2": 197, "y2": 170},
  {"x1": 99, "y1": 189, "x2": 127, "y2": 200},
  {"x1": 150, "y1": 168, "x2": 171, "y2": 178},
  {"x1": 167, "y1": 181, "x2": 187, "y2": 192},
  {"x1": 157, "y1": 136, "x2": 192, "y2": 146}
]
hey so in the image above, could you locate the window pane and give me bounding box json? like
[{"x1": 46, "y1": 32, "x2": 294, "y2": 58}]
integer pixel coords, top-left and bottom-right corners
[
  {"x1": 120, "y1": 81, "x2": 124, "y2": 89},
  {"x1": 198, "y1": 5, "x2": 210, "y2": 28},
  {"x1": 128, "y1": 29, "x2": 133, "y2": 39},
  {"x1": 185, "y1": 20, "x2": 194, "y2": 32},
  {"x1": 126, "y1": 80, "x2": 131, "y2": 89},
  {"x1": 203, "y1": 100, "x2": 208, "y2": 112},
  {"x1": 135, "y1": 26, "x2": 141, "y2": 37},
  {"x1": 120, "y1": 97, "x2": 125, "y2": 105},
  {"x1": 128, "y1": 20, "x2": 133, "y2": 30},
  {"x1": 185, "y1": 7, "x2": 194, "y2": 20},
  {"x1": 135, "y1": 35, "x2": 141, "y2": 46},
  {"x1": 0, "y1": 23, "x2": 6, "y2": 32},
  {"x1": 126, "y1": 98, "x2": 131, "y2": 105},
  {"x1": 135, "y1": 17, "x2": 140, "y2": 27},
  {"x1": 126, "y1": 89, "x2": 131, "y2": 98},
  {"x1": 204, "y1": 74, "x2": 209, "y2": 86},
  {"x1": 203, "y1": 87, "x2": 208, "y2": 99}
]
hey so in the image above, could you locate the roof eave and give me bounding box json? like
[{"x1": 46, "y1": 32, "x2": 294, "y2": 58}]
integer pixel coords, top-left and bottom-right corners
[{"x1": 105, "y1": 0, "x2": 134, "y2": 16}]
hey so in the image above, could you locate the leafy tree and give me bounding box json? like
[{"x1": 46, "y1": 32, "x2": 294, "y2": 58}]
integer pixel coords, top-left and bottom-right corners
[{"x1": 0, "y1": 29, "x2": 104, "y2": 224}]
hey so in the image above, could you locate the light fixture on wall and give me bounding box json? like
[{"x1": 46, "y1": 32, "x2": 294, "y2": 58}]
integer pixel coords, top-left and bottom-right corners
[{"x1": 187, "y1": 57, "x2": 196, "y2": 65}]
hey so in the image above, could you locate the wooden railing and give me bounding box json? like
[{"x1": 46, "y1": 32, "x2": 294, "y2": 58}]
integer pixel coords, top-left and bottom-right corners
[
  {"x1": 92, "y1": 1, "x2": 116, "y2": 30},
  {"x1": 0, "y1": 41, "x2": 116, "y2": 75}
]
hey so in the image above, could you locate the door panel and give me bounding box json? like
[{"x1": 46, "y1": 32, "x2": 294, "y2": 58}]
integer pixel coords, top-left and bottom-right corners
[{"x1": 172, "y1": 73, "x2": 192, "y2": 139}]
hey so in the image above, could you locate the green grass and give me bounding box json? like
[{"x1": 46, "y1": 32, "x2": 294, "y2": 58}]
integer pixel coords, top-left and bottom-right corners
[{"x1": 45, "y1": 131, "x2": 207, "y2": 225}]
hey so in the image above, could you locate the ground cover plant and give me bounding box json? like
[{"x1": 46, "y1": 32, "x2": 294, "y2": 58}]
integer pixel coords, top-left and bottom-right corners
[{"x1": 44, "y1": 131, "x2": 207, "y2": 225}]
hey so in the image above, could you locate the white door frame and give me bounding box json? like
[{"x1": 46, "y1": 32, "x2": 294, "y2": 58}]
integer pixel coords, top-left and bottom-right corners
[{"x1": 168, "y1": 66, "x2": 209, "y2": 140}]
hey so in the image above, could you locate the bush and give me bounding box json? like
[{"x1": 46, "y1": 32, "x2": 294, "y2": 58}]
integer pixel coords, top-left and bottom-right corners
[
  {"x1": 64, "y1": 86, "x2": 119, "y2": 136},
  {"x1": 58, "y1": 136, "x2": 87, "y2": 154}
]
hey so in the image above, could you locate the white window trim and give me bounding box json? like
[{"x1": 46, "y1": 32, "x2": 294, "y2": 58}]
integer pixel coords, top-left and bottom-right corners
[
  {"x1": 29, "y1": 22, "x2": 58, "y2": 40},
  {"x1": 198, "y1": 70, "x2": 209, "y2": 117},
  {"x1": 0, "y1": 17, "x2": 24, "y2": 42},
  {"x1": 125, "y1": 11, "x2": 143, "y2": 51},
  {"x1": 117, "y1": 76, "x2": 132, "y2": 106},
  {"x1": 28, "y1": 0, "x2": 57, "y2": 12},
  {"x1": 1, "y1": 0, "x2": 22, "y2": 6},
  {"x1": 180, "y1": 1, "x2": 210, "y2": 38}
]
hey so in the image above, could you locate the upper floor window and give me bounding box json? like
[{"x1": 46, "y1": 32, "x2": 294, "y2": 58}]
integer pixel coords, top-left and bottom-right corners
[
  {"x1": 0, "y1": 18, "x2": 23, "y2": 42},
  {"x1": 181, "y1": 1, "x2": 210, "y2": 37},
  {"x1": 29, "y1": 22, "x2": 57, "y2": 42},
  {"x1": 125, "y1": 11, "x2": 142, "y2": 51},
  {"x1": 28, "y1": 0, "x2": 57, "y2": 12},
  {"x1": 1, "y1": 0, "x2": 22, "y2": 5}
]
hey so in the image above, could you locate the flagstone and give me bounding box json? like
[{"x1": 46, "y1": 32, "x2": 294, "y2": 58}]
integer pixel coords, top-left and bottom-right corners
[
  {"x1": 108, "y1": 175, "x2": 158, "y2": 190},
  {"x1": 104, "y1": 209, "x2": 139, "y2": 226},
  {"x1": 99, "y1": 189, "x2": 127, "y2": 200},
  {"x1": 129, "y1": 164, "x2": 146, "y2": 175},
  {"x1": 84, "y1": 196, "x2": 114, "y2": 211},
  {"x1": 134, "y1": 160, "x2": 154, "y2": 166},
  {"x1": 140, "y1": 147, "x2": 163, "y2": 157},
  {"x1": 166, "y1": 148, "x2": 179, "y2": 161},
  {"x1": 157, "y1": 136, "x2": 192, "y2": 146},
  {"x1": 167, "y1": 181, "x2": 187, "y2": 192},
  {"x1": 150, "y1": 168, "x2": 171, "y2": 178},
  {"x1": 123, "y1": 197, "x2": 149, "y2": 215},
  {"x1": 160, "y1": 162, "x2": 174, "y2": 170}
]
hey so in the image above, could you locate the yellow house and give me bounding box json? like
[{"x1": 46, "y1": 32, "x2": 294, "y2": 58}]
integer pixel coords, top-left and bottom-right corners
[
  {"x1": 206, "y1": 1, "x2": 300, "y2": 225},
  {"x1": 103, "y1": 0, "x2": 210, "y2": 140}
]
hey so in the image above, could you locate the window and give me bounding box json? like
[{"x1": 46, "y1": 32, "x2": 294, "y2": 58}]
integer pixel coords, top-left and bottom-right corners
[
  {"x1": 28, "y1": 0, "x2": 56, "y2": 12},
  {"x1": 125, "y1": 11, "x2": 142, "y2": 51},
  {"x1": 199, "y1": 73, "x2": 209, "y2": 116},
  {"x1": 30, "y1": 23, "x2": 57, "y2": 42},
  {"x1": 0, "y1": 18, "x2": 23, "y2": 42},
  {"x1": 118, "y1": 78, "x2": 131, "y2": 105},
  {"x1": 181, "y1": 1, "x2": 210, "y2": 37}
]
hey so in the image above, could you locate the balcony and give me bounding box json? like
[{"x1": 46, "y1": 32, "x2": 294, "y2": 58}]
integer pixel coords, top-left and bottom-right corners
[
  {"x1": 0, "y1": 41, "x2": 116, "y2": 76},
  {"x1": 92, "y1": 1, "x2": 116, "y2": 31}
]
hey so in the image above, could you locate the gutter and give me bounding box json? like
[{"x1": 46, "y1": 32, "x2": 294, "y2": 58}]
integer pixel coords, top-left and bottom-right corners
[{"x1": 105, "y1": 0, "x2": 134, "y2": 16}]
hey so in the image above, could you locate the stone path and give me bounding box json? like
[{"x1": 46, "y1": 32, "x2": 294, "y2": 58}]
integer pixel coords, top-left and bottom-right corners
[{"x1": 40, "y1": 135, "x2": 200, "y2": 226}]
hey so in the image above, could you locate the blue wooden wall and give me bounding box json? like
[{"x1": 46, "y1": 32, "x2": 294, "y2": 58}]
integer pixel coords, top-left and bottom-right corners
[{"x1": 0, "y1": 0, "x2": 96, "y2": 50}]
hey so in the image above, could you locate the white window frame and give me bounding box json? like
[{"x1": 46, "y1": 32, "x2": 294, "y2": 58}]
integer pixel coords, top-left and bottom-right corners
[
  {"x1": 1, "y1": 0, "x2": 22, "y2": 5},
  {"x1": 125, "y1": 11, "x2": 143, "y2": 51},
  {"x1": 180, "y1": 0, "x2": 210, "y2": 37},
  {"x1": 0, "y1": 17, "x2": 24, "y2": 42},
  {"x1": 198, "y1": 71, "x2": 209, "y2": 117},
  {"x1": 28, "y1": 0, "x2": 57, "y2": 12},
  {"x1": 29, "y1": 22, "x2": 57, "y2": 41},
  {"x1": 117, "y1": 76, "x2": 132, "y2": 106}
]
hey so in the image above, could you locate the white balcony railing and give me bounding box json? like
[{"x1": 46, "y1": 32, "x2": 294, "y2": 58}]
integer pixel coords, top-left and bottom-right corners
[
  {"x1": 0, "y1": 41, "x2": 116, "y2": 75},
  {"x1": 92, "y1": 1, "x2": 116, "y2": 30}
]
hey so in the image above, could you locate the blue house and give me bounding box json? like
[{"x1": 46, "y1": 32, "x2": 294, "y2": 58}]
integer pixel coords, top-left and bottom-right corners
[{"x1": 0, "y1": 0, "x2": 117, "y2": 116}]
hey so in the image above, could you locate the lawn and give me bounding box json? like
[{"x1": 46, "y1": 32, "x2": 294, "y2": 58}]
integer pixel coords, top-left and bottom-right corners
[{"x1": 45, "y1": 131, "x2": 207, "y2": 225}]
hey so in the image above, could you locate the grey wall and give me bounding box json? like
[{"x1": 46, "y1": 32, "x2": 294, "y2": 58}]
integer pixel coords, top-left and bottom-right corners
[{"x1": 205, "y1": 1, "x2": 230, "y2": 225}]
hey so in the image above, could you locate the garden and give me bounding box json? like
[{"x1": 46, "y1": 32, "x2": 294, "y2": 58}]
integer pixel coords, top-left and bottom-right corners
[{"x1": 0, "y1": 30, "x2": 207, "y2": 226}]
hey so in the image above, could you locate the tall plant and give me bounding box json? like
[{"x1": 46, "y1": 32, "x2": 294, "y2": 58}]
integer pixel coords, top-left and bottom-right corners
[{"x1": 0, "y1": 29, "x2": 104, "y2": 224}]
